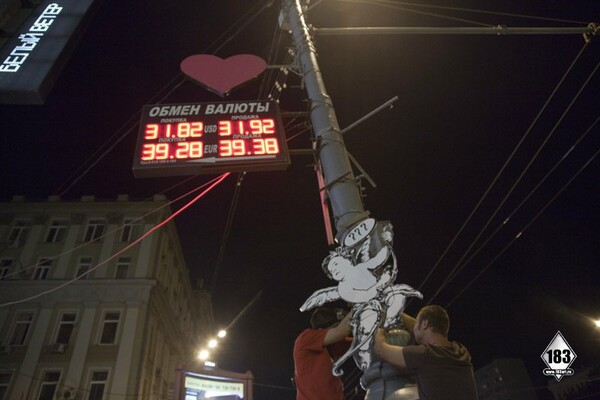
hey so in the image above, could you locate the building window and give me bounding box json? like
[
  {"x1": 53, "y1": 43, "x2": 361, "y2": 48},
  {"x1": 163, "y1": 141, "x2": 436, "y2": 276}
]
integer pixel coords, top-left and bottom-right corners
[
  {"x1": 120, "y1": 219, "x2": 141, "y2": 242},
  {"x1": 7, "y1": 220, "x2": 30, "y2": 248},
  {"x1": 76, "y1": 257, "x2": 93, "y2": 279},
  {"x1": 99, "y1": 312, "x2": 120, "y2": 344},
  {"x1": 115, "y1": 257, "x2": 130, "y2": 279},
  {"x1": 45, "y1": 220, "x2": 68, "y2": 243},
  {"x1": 33, "y1": 258, "x2": 52, "y2": 280},
  {"x1": 55, "y1": 312, "x2": 77, "y2": 344},
  {"x1": 37, "y1": 371, "x2": 61, "y2": 400},
  {"x1": 87, "y1": 370, "x2": 109, "y2": 400},
  {"x1": 9, "y1": 311, "x2": 34, "y2": 346},
  {"x1": 0, "y1": 371, "x2": 12, "y2": 400},
  {"x1": 0, "y1": 259, "x2": 13, "y2": 280},
  {"x1": 84, "y1": 219, "x2": 105, "y2": 242}
]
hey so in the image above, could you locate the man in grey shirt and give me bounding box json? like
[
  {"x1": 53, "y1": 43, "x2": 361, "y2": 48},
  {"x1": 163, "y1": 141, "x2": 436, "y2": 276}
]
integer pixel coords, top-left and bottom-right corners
[{"x1": 373, "y1": 305, "x2": 477, "y2": 400}]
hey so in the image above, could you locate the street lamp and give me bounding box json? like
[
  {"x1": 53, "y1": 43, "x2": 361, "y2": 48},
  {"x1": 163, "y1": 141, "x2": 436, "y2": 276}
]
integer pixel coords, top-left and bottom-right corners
[
  {"x1": 217, "y1": 330, "x2": 227, "y2": 338},
  {"x1": 208, "y1": 339, "x2": 218, "y2": 348},
  {"x1": 198, "y1": 349, "x2": 209, "y2": 360}
]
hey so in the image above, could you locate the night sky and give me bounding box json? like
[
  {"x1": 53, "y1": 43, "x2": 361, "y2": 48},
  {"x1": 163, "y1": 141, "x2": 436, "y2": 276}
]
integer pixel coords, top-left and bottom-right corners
[{"x1": 1, "y1": 1, "x2": 599, "y2": 398}]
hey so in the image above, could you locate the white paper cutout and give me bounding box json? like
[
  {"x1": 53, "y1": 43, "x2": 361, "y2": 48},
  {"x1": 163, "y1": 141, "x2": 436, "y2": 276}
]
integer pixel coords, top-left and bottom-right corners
[{"x1": 300, "y1": 219, "x2": 423, "y2": 375}]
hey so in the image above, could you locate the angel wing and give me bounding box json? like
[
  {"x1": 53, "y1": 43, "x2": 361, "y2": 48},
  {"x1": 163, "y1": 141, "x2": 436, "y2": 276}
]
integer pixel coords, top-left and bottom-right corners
[{"x1": 299, "y1": 287, "x2": 341, "y2": 312}]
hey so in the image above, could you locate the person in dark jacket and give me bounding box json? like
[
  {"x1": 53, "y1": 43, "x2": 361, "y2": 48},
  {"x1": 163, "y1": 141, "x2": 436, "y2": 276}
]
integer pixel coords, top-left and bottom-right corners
[{"x1": 373, "y1": 305, "x2": 477, "y2": 400}]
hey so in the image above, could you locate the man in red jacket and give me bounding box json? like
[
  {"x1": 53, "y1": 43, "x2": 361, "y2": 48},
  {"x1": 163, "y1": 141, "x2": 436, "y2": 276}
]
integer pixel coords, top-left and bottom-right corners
[{"x1": 293, "y1": 307, "x2": 352, "y2": 400}]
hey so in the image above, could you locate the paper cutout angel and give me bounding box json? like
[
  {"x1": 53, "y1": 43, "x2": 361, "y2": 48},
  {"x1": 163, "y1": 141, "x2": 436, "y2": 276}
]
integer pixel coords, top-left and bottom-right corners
[{"x1": 300, "y1": 221, "x2": 422, "y2": 375}]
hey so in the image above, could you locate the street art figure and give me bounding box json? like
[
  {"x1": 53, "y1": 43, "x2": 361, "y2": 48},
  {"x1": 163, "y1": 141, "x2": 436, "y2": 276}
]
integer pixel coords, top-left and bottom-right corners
[{"x1": 300, "y1": 219, "x2": 422, "y2": 375}]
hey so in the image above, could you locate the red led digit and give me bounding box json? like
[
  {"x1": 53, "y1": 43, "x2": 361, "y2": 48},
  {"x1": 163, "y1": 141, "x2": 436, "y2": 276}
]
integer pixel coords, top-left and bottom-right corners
[
  {"x1": 232, "y1": 140, "x2": 245, "y2": 156},
  {"x1": 238, "y1": 121, "x2": 245, "y2": 135},
  {"x1": 155, "y1": 143, "x2": 169, "y2": 160},
  {"x1": 262, "y1": 119, "x2": 275, "y2": 134},
  {"x1": 219, "y1": 140, "x2": 233, "y2": 157},
  {"x1": 265, "y1": 138, "x2": 279, "y2": 154},
  {"x1": 190, "y1": 122, "x2": 203, "y2": 137},
  {"x1": 177, "y1": 123, "x2": 190, "y2": 138},
  {"x1": 141, "y1": 144, "x2": 156, "y2": 160},
  {"x1": 189, "y1": 142, "x2": 203, "y2": 158},
  {"x1": 253, "y1": 139, "x2": 266, "y2": 155},
  {"x1": 218, "y1": 121, "x2": 232, "y2": 136},
  {"x1": 144, "y1": 124, "x2": 159, "y2": 140},
  {"x1": 249, "y1": 119, "x2": 262, "y2": 134},
  {"x1": 175, "y1": 142, "x2": 189, "y2": 159},
  {"x1": 174, "y1": 142, "x2": 203, "y2": 159},
  {"x1": 164, "y1": 124, "x2": 173, "y2": 138}
]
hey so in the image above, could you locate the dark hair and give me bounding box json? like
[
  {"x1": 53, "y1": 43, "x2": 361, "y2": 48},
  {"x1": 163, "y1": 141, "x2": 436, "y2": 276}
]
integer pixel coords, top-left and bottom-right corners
[
  {"x1": 310, "y1": 307, "x2": 339, "y2": 329},
  {"x1": 418, "y1": 305, "x2": 450, "y2": 337}
]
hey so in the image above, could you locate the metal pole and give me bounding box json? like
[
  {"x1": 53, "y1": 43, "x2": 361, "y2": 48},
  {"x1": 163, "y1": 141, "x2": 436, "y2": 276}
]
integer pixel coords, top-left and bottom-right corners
[
  {"x1": 315, "y1": 25, "x2": 595, "y2": 36},
  {"x1": 283, "y1": 0, "x2": 368, "y2": 240},
  {"x1": 283, "y1": 2, "x2": 418, "y2": 399}
]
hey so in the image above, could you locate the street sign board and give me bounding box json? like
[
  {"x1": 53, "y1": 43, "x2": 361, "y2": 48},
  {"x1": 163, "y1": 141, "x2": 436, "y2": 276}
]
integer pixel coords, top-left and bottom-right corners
[{"x1": 132, "y1": 100, "x2": 290, "y2": 177}]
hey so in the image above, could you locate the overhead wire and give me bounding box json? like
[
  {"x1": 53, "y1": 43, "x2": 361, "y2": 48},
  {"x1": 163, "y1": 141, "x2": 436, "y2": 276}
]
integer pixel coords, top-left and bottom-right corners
[
  {"x1": 428, "y1": 54, "x2": 600, "y2": 304},
  {"x1": 415, "y1": 39, "x2": 591, "y2": 301},
  {"x1": 205, "y1": 3, "x2": 290, "y2": 293},
  {"x1": 55, "y1": 1, "x2": 272, "y2": 197},
  {"x1": 55, "y1": 73, "x2": 187, "y2": 197},
  {"x1": 208, "y1": 172, "x2": 246, "y2": 293},
  {"x1": 337, "y1": 0, "x2": 592, "y2": 25},
  {"x1": 337, "y1": 0, "x2": 494, "y2": 27},
  {"x1": 435, "y1": 115, "x2": 600, "y2": 300},
  {"x1": 446, "y1": 146, "x2": 600, "y2": 308},
  {"x1": 309, "y1": 0, "x2": 598, "y2": 307},
  {"x1": 0, "y1": 173, "x2": 231, "y2": 307},
  {"x1": 48, "y1": 1, "x2": 278, "y2": 301},
  {"x1": 4, "y1": 174, "x2": 222, "y2": 280}
]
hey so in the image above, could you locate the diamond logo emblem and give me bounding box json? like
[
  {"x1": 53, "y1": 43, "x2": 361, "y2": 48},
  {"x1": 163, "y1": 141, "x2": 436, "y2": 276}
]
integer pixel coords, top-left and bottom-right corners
[{"x1": 541, "y1": 331, "x2": 576, "y2": 381}]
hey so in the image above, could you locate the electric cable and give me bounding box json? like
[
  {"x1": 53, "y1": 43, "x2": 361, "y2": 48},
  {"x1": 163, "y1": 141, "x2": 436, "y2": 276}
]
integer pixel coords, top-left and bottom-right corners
[
  {"x1": 3, "y1": 174, "x2": 223, "y2": 280},
  {"x1": 54, "y1": 1, "x2": 271, "y2": 197},
  {"x1": 258, "y1": 3, "x2": 286, "y2": 100},
  {"x1": 433, "y1": 114, "x2": 599, "y2": 299},
  {"x1": 0, "y1": 173, "x2": 231, "y2": 307},
  {"x1": 338, "y1": 0, "x2": 592, "y2": 25},
  {"x1": 338, "y1": 0, "x2": 493, "y2": 27},
  {"x1": 207, "y1": 1, "x2": 273, "y2": 55},
  {"x1": 445, "y1": 147, "x2": 599, "y2": 308},
  {"x1": 55, "y1": 73, "x2": 187, "y2": 196},
  {"x1": 208, "y1": 172, "x2": 246, "y2": 293},
  {"x1": 414, "y1": 39, "x2": 591, "y2": 301},
  {"x1": 429, "y1": 55, "x2": 600, "y2": 304}
]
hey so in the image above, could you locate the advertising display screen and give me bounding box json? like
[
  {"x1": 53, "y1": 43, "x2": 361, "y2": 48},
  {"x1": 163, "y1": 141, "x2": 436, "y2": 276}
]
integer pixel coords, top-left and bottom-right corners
[
  {"x1": 175, "y1": 368, "x2": 253, "y2": 400},
  {"x1": 132, "y1": 100, "x2": 290, "y2": 177}
]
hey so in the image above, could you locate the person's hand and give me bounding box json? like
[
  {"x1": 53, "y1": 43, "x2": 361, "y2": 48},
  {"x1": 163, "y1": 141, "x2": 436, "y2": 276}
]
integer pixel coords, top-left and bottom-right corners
[{"x1": 373, "y1": 328, "x2": 386, "y2": 355}]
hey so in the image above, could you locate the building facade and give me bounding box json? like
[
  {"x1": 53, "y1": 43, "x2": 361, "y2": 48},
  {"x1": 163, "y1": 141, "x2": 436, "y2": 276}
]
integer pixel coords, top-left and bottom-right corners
[{"x1": 0, "y1": 195, "x2": 214, "y2": 400}]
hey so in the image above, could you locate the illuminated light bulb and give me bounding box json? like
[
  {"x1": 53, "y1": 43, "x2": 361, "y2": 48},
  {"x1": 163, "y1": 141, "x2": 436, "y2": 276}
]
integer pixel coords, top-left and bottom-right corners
[
  {"x1": 217, "y1": 330, "x2": 227, "y2": 338},
  {"x1": 208, "y1": 339, "x2": 218, "y2": 348},
  {"x1": 204, "y1": 361, "x2": 216, "y2": 368},
  {"x1": 595, "y1": 320, "x2": 600, "y2": 328},
  {"x1": 198, "y1": 350, "x2": 209, "y2": 360}
]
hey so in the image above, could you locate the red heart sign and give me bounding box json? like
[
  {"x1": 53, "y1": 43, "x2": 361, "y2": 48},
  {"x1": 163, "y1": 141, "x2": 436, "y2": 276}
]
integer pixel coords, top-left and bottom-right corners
[{"x1": 180, "y1": 54, "x2": 268, "y2": 97}]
